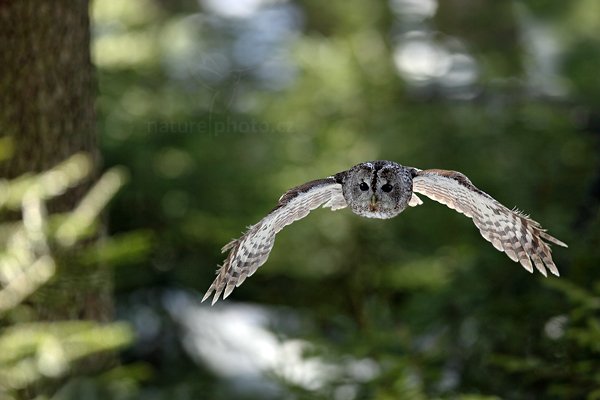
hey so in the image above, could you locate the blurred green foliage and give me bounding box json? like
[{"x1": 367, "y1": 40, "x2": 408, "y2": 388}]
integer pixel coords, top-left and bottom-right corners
[
  {"x1": 5, "y1": 0, "x2": 600, "y2": 398},
  {"x1": 0, "y1": 150, "x2": 144, "y2": 398},
  {"x1": 93, "y1": 0, "x2": 600, "y2": 398}
]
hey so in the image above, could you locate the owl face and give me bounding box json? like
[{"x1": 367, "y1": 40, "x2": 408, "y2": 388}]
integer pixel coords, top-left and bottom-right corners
[{"x1": 338, "y1": 161, "x2": 413, "y2": 219}]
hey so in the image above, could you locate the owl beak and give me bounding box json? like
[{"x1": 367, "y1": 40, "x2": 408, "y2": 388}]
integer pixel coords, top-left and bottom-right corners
[{"x1": 370, "y1": 194, "x2": 378, "y2": 210}]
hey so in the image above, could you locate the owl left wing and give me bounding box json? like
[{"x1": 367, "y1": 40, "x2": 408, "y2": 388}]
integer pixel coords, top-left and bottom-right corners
[
  {"x1": 202, "y1": 177, "x2": 346, "y2": 305},
  {"x1": 412, "y1": 169, "x2": 567, "y2": 276}
]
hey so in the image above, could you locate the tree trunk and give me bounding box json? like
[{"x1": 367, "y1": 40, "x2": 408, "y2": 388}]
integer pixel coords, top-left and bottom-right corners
[{"x1": 0, "y1": 0, "x2": 111, "y2": 321}]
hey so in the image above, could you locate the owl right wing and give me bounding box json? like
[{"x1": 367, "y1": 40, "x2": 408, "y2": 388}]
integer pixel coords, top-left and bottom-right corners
[
  {"x1": 202, "y1": 177, "x2": 347, "y2": 305},
  {"x1": 412, "y1": 169, "x2": 567, "y2": 277}
]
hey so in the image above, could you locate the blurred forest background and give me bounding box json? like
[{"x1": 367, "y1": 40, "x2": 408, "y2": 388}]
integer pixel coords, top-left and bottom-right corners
[{"x1": 2, "y1": 0, "x2": 600, "y2": 399}]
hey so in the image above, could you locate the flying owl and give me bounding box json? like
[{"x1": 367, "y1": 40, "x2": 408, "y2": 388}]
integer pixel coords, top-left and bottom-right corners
[{"x1": 203, "y1": 161, "x2": 567, "y2": 305}]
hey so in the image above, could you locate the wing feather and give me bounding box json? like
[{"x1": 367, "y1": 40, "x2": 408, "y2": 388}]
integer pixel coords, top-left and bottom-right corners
[
  {"x1": 202, "y1": 177, "x2": 346, "y2": 304},
  {"x1": 412, "y1": 169, "x2": 567, "y2": 276}
]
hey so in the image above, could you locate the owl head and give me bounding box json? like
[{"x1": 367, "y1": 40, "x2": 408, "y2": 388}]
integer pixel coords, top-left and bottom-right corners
[{"x1": 335, "y1": 160, "x2": 414, "y2": 219}]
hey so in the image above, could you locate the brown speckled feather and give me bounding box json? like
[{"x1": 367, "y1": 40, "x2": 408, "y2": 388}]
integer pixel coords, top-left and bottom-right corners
[
  {"x1": 412, "y1": 169, "x2": 567, "y2": 276},
  {"x1": 202, "y1": 177, "x2": 346, "y2": 304}
]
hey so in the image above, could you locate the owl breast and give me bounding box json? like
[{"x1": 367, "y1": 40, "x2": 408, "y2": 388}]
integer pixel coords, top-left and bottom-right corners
[{"x1": 338, "y1": 160, "x2": 414, "y2": 219}]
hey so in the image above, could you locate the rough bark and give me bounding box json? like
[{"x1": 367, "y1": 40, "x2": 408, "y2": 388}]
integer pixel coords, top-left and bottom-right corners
[{"x1": 0, "y1": 1, "x2": 111, "y2": 321}]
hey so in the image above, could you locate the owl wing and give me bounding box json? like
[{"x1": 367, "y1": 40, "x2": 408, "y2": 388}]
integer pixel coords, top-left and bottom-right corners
[
  {"x1": 202, "y1": 177, "x2": 347, "y2": 305},
  {"x1": 412, "y1": 169, "x2": 567, "y2": 276}
]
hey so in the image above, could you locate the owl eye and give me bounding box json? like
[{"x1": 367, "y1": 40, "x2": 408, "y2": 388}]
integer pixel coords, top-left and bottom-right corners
[
  {"x1": 359, "y1": 182, "x2": 369, "y2": 191},
  {"x1": 381, "y1": 183, "x2": 393, "y2": 192}
]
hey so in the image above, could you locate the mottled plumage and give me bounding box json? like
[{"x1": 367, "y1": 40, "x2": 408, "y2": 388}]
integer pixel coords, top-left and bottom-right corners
[{"x1": 203, "y1": 161, "x2": 567, "y2": 304}]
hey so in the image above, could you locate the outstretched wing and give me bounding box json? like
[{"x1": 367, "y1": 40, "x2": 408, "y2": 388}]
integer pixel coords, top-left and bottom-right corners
[
  {"x1": 412, "y1": 169, "x2": 567, "y2": 276},
  {"x1": 202, "y1": 177, "x2": 347, "y2": 305}
]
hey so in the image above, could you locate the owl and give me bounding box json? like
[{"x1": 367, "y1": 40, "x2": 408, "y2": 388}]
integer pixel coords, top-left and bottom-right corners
[{"x1": 203, "y1": 161, "x2": 567, "y2": 304}]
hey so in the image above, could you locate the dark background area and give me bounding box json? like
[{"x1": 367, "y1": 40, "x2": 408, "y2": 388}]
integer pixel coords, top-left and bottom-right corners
[{"x1": 3, "y1": 0, "x2": 600, "y2": 399}]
